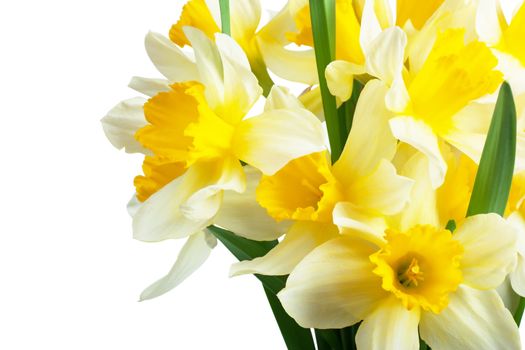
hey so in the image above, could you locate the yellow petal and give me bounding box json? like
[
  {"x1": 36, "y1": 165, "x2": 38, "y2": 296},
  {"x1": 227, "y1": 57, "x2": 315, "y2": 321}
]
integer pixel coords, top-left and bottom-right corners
[{"x1": 169, "y1": 0, "x2": 220, "y2": 47}]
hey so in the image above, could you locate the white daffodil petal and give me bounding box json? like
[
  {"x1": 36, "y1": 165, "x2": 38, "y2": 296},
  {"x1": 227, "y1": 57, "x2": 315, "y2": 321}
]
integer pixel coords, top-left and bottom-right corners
[
  {"x1": 333, "y1": 80, "x2": 396, "y2": 178},
  {"x1": 396, "y1": 152, "x2": 440, "y2": 231},
  {"x1": 385, "y1": 74, "x2": 410, "y2": 113},
  {"x1": 133, "y1": 159, "x2": 244, "y2": 242},
  {"x1": 494, "y1": 51, "x2": 525, "y2": 96},
  {"x1": 132, "y1": 175, "x2": 218, "y2": 242},
  {"x1": 454, "y1": 213, "x2": 517, "y2": 290},
  {"x1": 475, "y1": 0, "x2": 503, "y2": 46},
  {"x1": 355, "y1": 297, "x2": 420, "y2": 350},
  {"x1": 234, "y1": 108, "x2": 327, "y2": 175},
  {"x1": 420, "y1": 286, "x2": 520, "y2": 350},
  {"x1": 298, "y1": 87, "x2": 324, "y2": 121},
  {"x1": 139, "y1": 231, "x2": 217, "y2": 301},
  {"x1": 229, "y1": 221, "x2": 338, "y2": 277},
  {"x1": 365, "y1": 27, "x2": 407, "y2": 86},
  {"x1": 183, "y1": 27, "x2": 224, "y2": 108},
  {"x1": 230, "y1": 0, "x2": 261, "y2": 40},
  {"x1": 101, "y1": 97, "x2": 149, "y2": 154},
  {"x1": 348, "y1": 160, "x2": 414, "y2": 216},
  {"x1": 265, "y1": 86, "x2": 304, "y2": 112},
  {"x1": 144, "y1": 31, "x2": 198, "y2": 82},
  {"x1": 389, "y1": 116, "x2": 447, "y2": 188},
  {"x1": 507, "y1": 212, "x2": 525, "y2": 296},
  {"x1": 215, "y1": 33, "x2": 262, "y2": 123},
  {"x1": 333, "y1": 202, "x2": 387, "y2": 246},
  {"x1": 214, "y1": 166, "x2": 290, "y2": 241},
  {"x1": 128, "y1": 76, "x2": 170, "y2": 97},
  {"x1": 278, "y1": 237, "x2": 385, "y2": 329},
  {"x1": 325, "y1": 60, "x2": 364, "y2": 102},
  {"x1": 360, "y1": 0, "x2": 383, "y2": 54},
  {"x1": 497, "y1": 277, "x2": 521, "y2": 314},
  {"x1": 127, "y1": 194, "x2": 141, "y2": 218}
]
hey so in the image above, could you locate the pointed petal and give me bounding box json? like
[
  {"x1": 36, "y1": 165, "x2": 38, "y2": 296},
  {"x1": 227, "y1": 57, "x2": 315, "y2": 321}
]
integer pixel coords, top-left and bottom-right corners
[
  {"x1": 356, "y1": 297, "x2": 420, "y2": 350},
  {"x1": 101, "y1": 97, "x2": 149, "y2": 154},
  {"x1": 333, "y1": 80, "x2": 397, "y2": 178},
  {"x1": 454, "y1": 213, "x2": 517, "y2": 289},
  {"x1": 230, "y1": 0, "x2": 261, "y2": 39},
  {"x1": 144, "y1": 31, "x2": 198, "y2": 82},
  {"x1": 346, "y1": 159, "x2": 414, "y2": 216},
  {"x1": 325, "y1": 60, "x2": 364, "y2": 102},
  {"x1": 278, "y1": 236, "x2": 386, "y2": 329},
  {"x1": 234, "y1": 108, "x2": 327, "y2": 175},
  {"x1": 333, "y1": 202, "x2": 387, "y2": 246},
  {"x1": 183, "y1": 27, "x2": 225, "y2": 108},
  {"x1": 389, "y1": 116, "x2": 447, "y2": 188},
  {"x1": 475, "y1": 0, "x2": 503, "y2": 46},
  {"x1": 420, "y1": 286, "x2": 520, "y2": 350},
  {"x1": 230, "y1": 221, "x2": 338, "y2": 276},
  {"x1": 365, "y1": 27, "x2": 407, "y2": 86},
  {"x1": 265, "y1": 85, "x2": 304, "y2": 111},
  {"x1": 128, "y1": 76, "x2": 170, "y2": 97},
  {"x1": 140, "y1": 231, "x2": 217, "y2": 301},
  {"x1": 214, "y1": 166, "x2": 290, "y2": 241}
]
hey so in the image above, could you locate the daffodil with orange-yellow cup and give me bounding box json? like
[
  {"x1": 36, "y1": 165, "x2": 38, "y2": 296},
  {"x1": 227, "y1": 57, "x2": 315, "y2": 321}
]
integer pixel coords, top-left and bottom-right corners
[
  {"x1": 102, "y1": 26, "x2": 327, "y2": 300},
  {"x1": 278, "y1": 150, "x2": 521, "y2": 349}
]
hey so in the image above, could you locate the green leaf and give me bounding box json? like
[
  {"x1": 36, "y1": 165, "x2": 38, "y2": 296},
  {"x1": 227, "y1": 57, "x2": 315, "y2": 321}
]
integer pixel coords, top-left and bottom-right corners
[
  {"x1": 338, "y1": 80, "x2": 364, "y2": 135},
  {"x1": 466, "y1": 81, "x2": 516, "y2": 217},
  {"x1": 219, "y1": 0, "x2": 231, "y2": 35},
  {"x1": 315, "y1": 329, "x2": 342, "y2": 350},
  {"x1": 309, "y1": 0, "x2": 346, "y2": 163},
  {"x1": 207, "y1": 226, "x2": 316, "y2": 349}
]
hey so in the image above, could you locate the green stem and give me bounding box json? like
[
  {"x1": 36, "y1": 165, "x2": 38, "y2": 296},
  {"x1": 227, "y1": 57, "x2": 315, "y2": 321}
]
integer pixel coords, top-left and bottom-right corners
[
  {"x1": 514, "y1": 296, "x2": 525, "y2": 325},
  {"x1": 219, "y1": 0, "x2": 231, "y2": 35},
  {"x1": 309, "y1": 0, "x2": 346, "y2": 163}
]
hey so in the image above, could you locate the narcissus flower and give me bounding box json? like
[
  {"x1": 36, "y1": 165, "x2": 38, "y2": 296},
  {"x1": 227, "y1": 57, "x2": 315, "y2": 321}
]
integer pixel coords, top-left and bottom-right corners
[
  {"x1": 278, "y1": 152, "x2": 520, "y2": 349},
  {"x1": 102, "y1": 27, "x2": 325, "y2": 299},
  {"x1": 229, "y1": 80, "x2": 413, "y2": 277},
  {"x1": 329, "y1": 26, "x2": 503, "y2": 188}
]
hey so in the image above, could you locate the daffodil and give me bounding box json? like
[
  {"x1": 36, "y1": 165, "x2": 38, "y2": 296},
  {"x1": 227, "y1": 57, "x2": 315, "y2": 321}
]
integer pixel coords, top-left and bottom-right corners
[
  {"x1": 278, "y1": 151, "x2": 520, "y2": 349},
  {"x1": 229, "y1": 80, "x2": 413, "y2": 277},
  {"x1": 102, "y1": 27, "x2": 327, "y2": 299},
  {"x1": 330, "y1": 24, "x2": 503, "y2": 188}
]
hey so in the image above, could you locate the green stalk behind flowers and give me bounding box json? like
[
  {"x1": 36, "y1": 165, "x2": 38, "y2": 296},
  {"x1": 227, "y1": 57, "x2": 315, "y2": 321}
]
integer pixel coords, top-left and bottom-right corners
[{"x1": 464, "y1": 82, "x2": 520, "y2": 323}]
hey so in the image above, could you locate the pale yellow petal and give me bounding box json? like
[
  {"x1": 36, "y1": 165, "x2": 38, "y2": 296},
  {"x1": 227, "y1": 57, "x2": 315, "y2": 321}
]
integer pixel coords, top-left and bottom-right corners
[
  {"x1": 264, "y1": 85, "x2": 304, "y2": 112},
  {"x1": 140, "y1": 231, "x2": 216, "y2": 301},
  {"x1": 234, "y1": 108, "x2": 327, "y2": 175},
  {"x1": 365, "y1": 27, "x2": 407, "y2": 86},
  {"x1": 278, "y1": 237, "x2": 386, "y2": 329},
  {"x1": 128, "y1": 76, "x2": 170, "y2": 97},
  {"x1": 355, "y1": 297, "x2": 420, "y2": 350},
  {"x1": 101, "y1": 97, "x2": 149, "y2": 154},
  {"x1": 507, "y1": 212, "x2": 525, "y2": 296},
  {"x1": 333, "y1": 80, "x2": 397, "y2": 179},
  {"x1": 214, "y1": 166, "x2": 290, "y2": 241},
  {"x1": 454, "y1": 213, "x2": 517, "y2": 289},
  {"x1": 230, "y1": 0, "x2": 261, "y2": 40},
  {"x1": 332, "y1": 202, "x2": 387, "y2": 247},
  {"x1": 325, "y1": 60, "x2": 364, "y2": 102},
  {"x1": 144, "y1": 31, "x2": 198, "y2": 82},
  {"x1": 420, "y1": 286, "x2": 520, "y2": 350},
  {"x1": 389, "y1": 116, "x2": 447, "y2": 188},
  {"x1": 229, "y1": 221, "x2": 338, "y2": 277}
]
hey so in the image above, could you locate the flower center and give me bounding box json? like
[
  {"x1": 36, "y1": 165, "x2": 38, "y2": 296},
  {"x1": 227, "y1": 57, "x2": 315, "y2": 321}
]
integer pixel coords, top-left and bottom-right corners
[
  {"x1": 370, "y1": 225, "x2": 464, "y2": 313},
  {"x1": 397, "y1": 256, "x2": 424, "y2": 288}
]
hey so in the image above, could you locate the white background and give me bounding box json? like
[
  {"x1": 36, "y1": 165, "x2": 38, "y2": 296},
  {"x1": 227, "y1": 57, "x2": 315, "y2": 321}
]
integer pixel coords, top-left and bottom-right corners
[{"x1": 0, "y1": 0, "x2": 523, "y2": 349}]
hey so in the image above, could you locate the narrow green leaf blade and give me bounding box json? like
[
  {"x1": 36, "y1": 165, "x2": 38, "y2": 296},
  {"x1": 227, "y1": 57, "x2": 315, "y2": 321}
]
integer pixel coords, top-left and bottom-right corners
[
  {"x1": 219, "y1": 0, "x2": 231, "y2": 35},
  {"x1": 310, "y1": 0, "x2": 346, "y2": 163},
  {"x1": 466, "y1": 82, "x2": 516, "y2": 217},
  {"x1": 207, "y1": 226, "x2": 316, "y2": 349}
]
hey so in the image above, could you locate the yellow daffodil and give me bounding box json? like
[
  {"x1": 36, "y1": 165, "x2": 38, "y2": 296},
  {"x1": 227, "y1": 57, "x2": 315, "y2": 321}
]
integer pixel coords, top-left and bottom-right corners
[
  {"x1": 279, "y1": 151, "x2": 520, "y2": 349},
  {"x1": 229, "y1": 80, "x2": 413, "y2": 277},
  {"x1": 102, "y1": 27, "x2": 326, "y2": 299},
  {"x1": 330, "y1": 25, "x2": 503, "y2": 188}
]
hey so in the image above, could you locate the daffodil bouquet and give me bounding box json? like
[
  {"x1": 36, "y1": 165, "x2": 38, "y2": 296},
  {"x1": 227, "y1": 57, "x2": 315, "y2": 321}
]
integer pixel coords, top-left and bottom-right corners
[{"x1": 102, "y1": 0, "x2": 525, "y2": 348}]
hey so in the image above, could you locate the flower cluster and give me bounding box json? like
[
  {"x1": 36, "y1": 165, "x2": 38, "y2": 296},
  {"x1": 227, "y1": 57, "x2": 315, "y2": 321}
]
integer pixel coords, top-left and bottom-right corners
[{"x1": 102, "y1": 0, "x2": 525, "y2": 348}]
